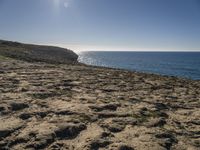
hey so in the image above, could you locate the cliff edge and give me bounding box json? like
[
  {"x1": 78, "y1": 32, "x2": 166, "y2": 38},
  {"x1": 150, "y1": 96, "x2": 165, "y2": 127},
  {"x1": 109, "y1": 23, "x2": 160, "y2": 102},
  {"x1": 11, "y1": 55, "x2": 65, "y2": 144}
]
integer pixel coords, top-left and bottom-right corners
[{"x1": 0, "y1": 40, "x2": 78, "y2": 64}]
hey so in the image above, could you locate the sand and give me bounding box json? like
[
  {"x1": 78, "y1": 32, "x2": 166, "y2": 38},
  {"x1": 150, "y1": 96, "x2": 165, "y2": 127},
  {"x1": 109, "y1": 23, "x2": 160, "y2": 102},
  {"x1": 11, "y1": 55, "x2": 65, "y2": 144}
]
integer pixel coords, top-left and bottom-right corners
[{"x1": 0, "y1": 57, "x2": 199, "y2": 150}]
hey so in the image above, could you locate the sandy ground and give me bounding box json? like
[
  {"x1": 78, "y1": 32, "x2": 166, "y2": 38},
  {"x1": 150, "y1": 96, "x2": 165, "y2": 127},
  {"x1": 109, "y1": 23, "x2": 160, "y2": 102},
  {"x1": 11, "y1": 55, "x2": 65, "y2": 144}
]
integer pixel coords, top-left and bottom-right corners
[{"x1": 0, "y1": 58, "x2": 200, "y2": 150}]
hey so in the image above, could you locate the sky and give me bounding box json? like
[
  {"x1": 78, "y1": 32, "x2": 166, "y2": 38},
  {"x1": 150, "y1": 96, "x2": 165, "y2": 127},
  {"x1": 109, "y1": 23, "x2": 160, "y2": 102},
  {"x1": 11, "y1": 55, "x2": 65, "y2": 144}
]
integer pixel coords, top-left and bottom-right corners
[{"x1": 0, "y1": 0, "x2": 200, "y2": 51}]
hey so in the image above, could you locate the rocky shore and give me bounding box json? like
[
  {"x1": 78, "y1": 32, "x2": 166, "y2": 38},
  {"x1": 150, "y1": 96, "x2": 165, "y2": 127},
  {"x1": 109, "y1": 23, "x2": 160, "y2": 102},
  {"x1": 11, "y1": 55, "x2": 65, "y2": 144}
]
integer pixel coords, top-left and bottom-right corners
[{"x1": 0, "y1": 41, "x2": 200, "y2": 150}]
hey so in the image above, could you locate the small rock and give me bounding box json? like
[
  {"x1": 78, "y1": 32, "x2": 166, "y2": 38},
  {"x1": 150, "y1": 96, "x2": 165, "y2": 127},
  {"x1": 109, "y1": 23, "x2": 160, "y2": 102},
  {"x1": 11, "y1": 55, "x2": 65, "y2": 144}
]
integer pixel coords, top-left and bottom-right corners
[
  {"x1": 118, "y1": 145, "x2": 134, "y2": 150},
  {"x1": 154, "y1": 103, "x2": 169, "y2": 110},
  {"x1": 36, "y1": 111, "x2": 48, "y2": 118},
  {"x1": 0, "y1": 70, "x2": 5, "y2": 74},
  {"x1": 49, "y1": 142, "x2": 64, "y2": 149},
  {"x1": 0, "y1": 130, "x2": 11, "y2": 139},
  {"x1": 8, "y1": 137, "x2": 28, "y2": 148},
  {"x1": 89, "y1": 103, "x2": 121, "y2": 112},
  {"x1": 33, "y1": 134, "x2": 54, "y2": 149},
  {"x1": 55, "y1": 123, "x2": 86, "y2": 139},
  {"x1": 155, "y1": 132, "x2": 178, "y2": 149},
  {"x1": 155, "y1": 133, "x2": 177, "y2": 143},
  {"x1": 0, "y1": 141, "x2": 7, "y2": 148},
  {"x1": 112, "y1": 118, "x2": 138, "y2": 125},
  {"x1": 141, "y1": 107, "x2": 148, "y2": 111},
  {"x1": 128, "y1": 97, "x2": 141, "y2": 104},
  {"x1": 147, "y1": 118, "x2": 166, "y2": 127},
  {"x1": 19, "y1": 113, "x2": 32, "y2": 120},
  {"x1": 101, "y1": 131, "x2": 111, "y2": 138},
  {"x1": 0, "y1": 106, "x2": 5, "y2": 112},
  {"x1": 10, "y1": 102, "x2": 29, "y2": 111},
  {"x1": 21, "y1": 88, "x2": 28, "y2": 92},
  {"x1": 102, "y1": 123, "x2": 125, "y2": 133},
  {"x1": 90, "y1": 139, "x2": 111, "y2": 149},
  {"x1": 0, "y1": 118, "x2": 23, "y2": 139},
  {"x1": 156, "y1": 111, "x2": 169, "y2": 118}
]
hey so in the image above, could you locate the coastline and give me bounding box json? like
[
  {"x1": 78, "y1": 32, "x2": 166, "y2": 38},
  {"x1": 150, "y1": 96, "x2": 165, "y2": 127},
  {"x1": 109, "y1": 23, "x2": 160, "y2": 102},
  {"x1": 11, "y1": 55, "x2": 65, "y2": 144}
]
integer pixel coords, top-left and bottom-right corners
[
  {"x1": 78, "y1": 63, "x2": 199, "y2": 82},
  {"x1": 78, "y1": 51, "x2": 200, "y2": 80},
  {"x1": 0, "y1": 57, "x2": 200, "y2": 149}
]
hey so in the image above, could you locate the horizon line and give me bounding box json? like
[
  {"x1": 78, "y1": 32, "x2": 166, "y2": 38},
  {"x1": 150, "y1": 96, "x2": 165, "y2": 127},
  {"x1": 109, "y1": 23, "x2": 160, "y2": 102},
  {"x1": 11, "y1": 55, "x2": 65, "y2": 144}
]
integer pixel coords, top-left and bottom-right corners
[{"x1": 1, "y1": 38, "x2": 200, "y2": 52}]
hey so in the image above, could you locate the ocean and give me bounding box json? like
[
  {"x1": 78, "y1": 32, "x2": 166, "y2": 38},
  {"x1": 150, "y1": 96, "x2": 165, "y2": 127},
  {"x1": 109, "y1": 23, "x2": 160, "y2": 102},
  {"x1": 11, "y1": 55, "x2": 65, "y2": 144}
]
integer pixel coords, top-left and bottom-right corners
[{"x1": 78, "y1": 52, "x2": 200, "y2": 80}]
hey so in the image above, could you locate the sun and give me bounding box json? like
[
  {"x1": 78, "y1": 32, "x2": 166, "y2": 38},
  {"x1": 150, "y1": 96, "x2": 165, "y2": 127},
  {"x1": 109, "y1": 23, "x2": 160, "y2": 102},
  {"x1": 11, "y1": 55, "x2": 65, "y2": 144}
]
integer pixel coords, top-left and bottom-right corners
[
  {"x1": 64, "y1": 2, "x2": 69, "y2": 8},
  {"x1": 53, "y1": 0, "x2": 60, "y2": 6},
  {"x1": 53, "y1": 0, "x2": 71, "y2": 10}
]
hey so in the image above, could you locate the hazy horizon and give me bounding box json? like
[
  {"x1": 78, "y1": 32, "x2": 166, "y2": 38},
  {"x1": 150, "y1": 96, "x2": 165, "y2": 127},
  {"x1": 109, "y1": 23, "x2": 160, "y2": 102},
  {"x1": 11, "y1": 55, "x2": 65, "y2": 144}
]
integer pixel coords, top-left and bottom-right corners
[{"x1": 0, "y1": 0, "x2": 200, "y2": 51}]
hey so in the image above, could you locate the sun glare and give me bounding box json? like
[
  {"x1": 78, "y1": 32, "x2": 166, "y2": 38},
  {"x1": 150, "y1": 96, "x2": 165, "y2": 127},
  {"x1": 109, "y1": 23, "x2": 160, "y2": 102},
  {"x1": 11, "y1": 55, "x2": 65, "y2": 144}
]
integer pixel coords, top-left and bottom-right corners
[
  {"x1": 53, "y1": 0, "x2": 60, "y2": 7},
  {"x1": 53, "y1": 0, "x2": 71, "y2": 10}
]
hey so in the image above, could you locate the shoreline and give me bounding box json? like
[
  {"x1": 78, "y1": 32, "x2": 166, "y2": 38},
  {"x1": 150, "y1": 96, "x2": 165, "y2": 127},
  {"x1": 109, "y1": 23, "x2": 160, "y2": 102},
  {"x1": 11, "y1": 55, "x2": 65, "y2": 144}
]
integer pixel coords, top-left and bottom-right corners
[
  {"x1": 78, "y1": 51, "x2": 200, "y2": 81},
  {"x1": 78, "y1": 62, "x2": 199, "y2": 82}
]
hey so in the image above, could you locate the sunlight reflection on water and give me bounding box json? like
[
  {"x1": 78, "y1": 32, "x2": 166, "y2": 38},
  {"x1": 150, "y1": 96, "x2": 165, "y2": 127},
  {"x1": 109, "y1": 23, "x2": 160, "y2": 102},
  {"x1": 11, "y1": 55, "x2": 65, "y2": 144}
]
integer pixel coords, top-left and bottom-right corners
[{"x1": 78, "y1": 51, "x2": 200, "y2": 80}]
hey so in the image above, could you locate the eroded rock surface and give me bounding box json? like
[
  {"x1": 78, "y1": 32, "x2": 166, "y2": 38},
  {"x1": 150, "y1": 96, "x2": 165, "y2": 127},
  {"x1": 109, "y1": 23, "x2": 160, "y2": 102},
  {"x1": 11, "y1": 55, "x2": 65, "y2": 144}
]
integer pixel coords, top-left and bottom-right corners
[{"x1": 0, "y1": 58, "x2": 200, "y2": 150}]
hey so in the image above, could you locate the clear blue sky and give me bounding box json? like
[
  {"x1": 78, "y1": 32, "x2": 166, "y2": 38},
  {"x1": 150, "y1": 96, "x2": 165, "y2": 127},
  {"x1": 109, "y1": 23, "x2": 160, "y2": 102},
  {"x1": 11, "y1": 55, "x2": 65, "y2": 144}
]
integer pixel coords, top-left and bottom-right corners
[{"x1": 0, "y1": 0, "x2": 200, "y2": 51}]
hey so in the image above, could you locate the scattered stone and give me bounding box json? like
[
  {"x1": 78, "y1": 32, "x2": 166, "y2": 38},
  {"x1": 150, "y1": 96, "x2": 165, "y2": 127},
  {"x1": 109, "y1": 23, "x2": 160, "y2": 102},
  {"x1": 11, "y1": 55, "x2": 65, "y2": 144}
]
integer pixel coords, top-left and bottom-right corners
[
  {"x1": 8, "y1": 137, "x2": 28, "y2": 148},
  {"x1": 27, "y1": 134, "x2": 55, "y2": 149},
  {"x1": 128, "y1": 97, "x2": 141, "y2": 104},
  {"x1": 9, "y1": 102, "x2": 29, "y2": 111},
  {"x1": 155, "y1": 133, "x2": 178, "y2": 150},
  {"x1": 97, "y1": 112, "x2": 130, "y2": 118},
  {"x1": 188, "y1": 120, "x2": 200, "y2": 125},
  {"x1": 154, "y1": 103, "x2": 169, "y2": 110},
  {"x1": 21, "y1": 88, "x2": 28, "y2": 92},
  {"x1": 0, "y1": 70, "x2": 5, "y2": 74},
  {"x1": 101, "y1": 123, "x2": 125, "y2": 133},
  {"x1": 35, "y1": 111, "x2": 48, "y2": 118},
  {"x1": 118, "y1": 145, "x2": 134, "y2": 150},
  {"x1": 49, "y1": 142, "x2": 65, "y2": 150},
  {"x1": 19, "y1": 113, "x2": 32, "y2": 120},
  {"x1": 0, "y1": 106, "x2": 5, "y2": 112},
  {"x1": 146, "y1": 118, "x2": 166, "y2": 127},
  {"x1": 156, "y1": 111, "x2": 169, "y2": 118},
  {"x1": 112, "y1": 117, "x2": 138, "y2": 125},
  {"x1": 30, "y1": 92, "x2": 59, "y2": 99},
  {"x1": 90, "y1": 139, "x2": 112, "y2": 150},
  {"x1": 0, "y1": 118, "x2": 23, "y2": 139},
  {"x1": 55, "y1": 123, "x2": 86, "y2": 139},
  {"x1": 0, "y1": 129, "x2": 11, "y2": 139},
  {"x1": 89, "y1": 103, "x2": 121, "y2": 112},
  {"x1": 54, "y1": 110, "x2": 75, "y2": 115}
]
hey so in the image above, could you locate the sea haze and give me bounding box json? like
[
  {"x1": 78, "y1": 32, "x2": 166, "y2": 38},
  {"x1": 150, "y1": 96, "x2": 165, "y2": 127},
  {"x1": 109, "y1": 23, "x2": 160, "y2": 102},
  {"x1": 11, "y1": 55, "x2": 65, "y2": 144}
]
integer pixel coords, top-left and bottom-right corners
[{"x1": 78, "y1": 52, "x2": 200, "y2": 80}]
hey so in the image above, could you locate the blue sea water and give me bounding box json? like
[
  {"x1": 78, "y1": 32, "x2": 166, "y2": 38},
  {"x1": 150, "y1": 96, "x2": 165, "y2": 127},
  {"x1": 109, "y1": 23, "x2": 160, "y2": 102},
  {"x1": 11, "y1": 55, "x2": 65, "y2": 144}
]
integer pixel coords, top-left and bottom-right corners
[{"x1": 78, "y1": 52, "x2": 200, "y2": 80}]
